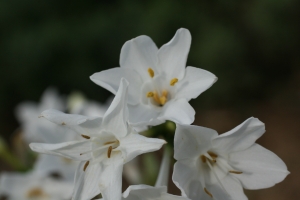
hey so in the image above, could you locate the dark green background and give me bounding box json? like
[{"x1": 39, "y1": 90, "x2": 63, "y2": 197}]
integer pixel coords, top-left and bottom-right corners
[{"x1": 0, "y1": 1, "x2": 299, "y2": 199}]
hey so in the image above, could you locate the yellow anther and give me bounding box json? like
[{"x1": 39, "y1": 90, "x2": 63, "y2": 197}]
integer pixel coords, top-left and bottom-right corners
[
  {"x1": 204, "y1": 188, "x2": 213, "y2": 198},
  {"x1": 201, "y1": 155, "x2": 207, "y2": 163},
  {"x1": 81, "y1": 134, "x2": 90, "y2": 139},
  {"x1": 159, "y1": 96, "x2": 167, "y2": 105},
  {"x1": 83, "y1": 161, "x2": 89, "y2": 171},
  {"x1": 104, "y1": 141, "x2": 116, "y2": 145},
  {"x1": 170, "y1": 78, "x2": 178, "y2": 86},
  {"x1": 107, "y1": 146, "x2": 113, "y2": 158},
  {"x1": 229, "y1": 170, "x2": 243, "y2": 174},
  {"x1": 147, "y1": 92, "x2": 154, "y2": 97},
  {"x1": 148, "y1": 68, "x2": 154, "y2": 78}
]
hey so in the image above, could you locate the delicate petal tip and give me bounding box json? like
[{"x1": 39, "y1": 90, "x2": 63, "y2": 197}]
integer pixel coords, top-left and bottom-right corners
[
  {"x1": 41, "y1": 109, "x2": 88, "y2": 126},
  {"x1": 102, "y1": 78, "x2": 129, "y2": 138},
  {"x1": 158, "y1": 28, "x2": 191, "y2": 80}
]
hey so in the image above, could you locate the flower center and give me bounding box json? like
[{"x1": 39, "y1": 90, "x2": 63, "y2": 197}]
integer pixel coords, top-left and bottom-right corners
[
  {"x1": 200, "y1": 151, "x2": 243, "y2": 198},
  {"x1": 145, "y1": 68, "x2": 178, "y2": 107},
  {"x1": 80, "y1": 136, "x2": 120, "y2": 171}
]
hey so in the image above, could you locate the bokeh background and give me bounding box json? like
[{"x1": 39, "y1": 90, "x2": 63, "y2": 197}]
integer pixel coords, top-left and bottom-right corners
[{"x1": 1, "y1": 0, "x2": 300, "y2": 199}]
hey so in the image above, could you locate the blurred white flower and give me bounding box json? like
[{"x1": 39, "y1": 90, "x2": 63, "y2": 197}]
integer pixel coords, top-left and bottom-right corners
[
  {"x1": 172, "y1": 117, "x2": 289, "y2": 200},
  {"x1": 30, "y1": 79, "x2": 166, "y2": 200},
  {"x1": 90, "y1": 28, "x2": 217, "y2": 128},
  {"x1": 0, "y1": 171, "x2": 73, "y2": 200},
  {"x1": 15, "y1": 87, "x2": 73, "y2": 143}
]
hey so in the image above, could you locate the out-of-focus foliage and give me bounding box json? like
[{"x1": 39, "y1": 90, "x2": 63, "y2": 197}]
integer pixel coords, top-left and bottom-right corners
[{"x1": 0, "y1": 0, "x2": 299, "y2": 140}]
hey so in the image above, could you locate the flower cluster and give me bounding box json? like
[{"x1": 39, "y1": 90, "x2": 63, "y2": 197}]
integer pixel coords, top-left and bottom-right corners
[{"x1": 13, "y1": 28, "x2": 289, "y2": 200}]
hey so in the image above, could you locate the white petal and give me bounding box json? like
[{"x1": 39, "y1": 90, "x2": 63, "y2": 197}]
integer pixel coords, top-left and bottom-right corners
[
  {"x1": 123, "y1": 185, "x2": 189, "y2": 200},
  {"x1": 30, "y1": 141, "x2": 92, "y2": 161},
  {"x1": 176, "y1": 66, "x2": 217, "y2": 101},
  {"x1": 123, "y1": 185, "x2": 164, "y2": 199},
  {"x1": 98, "y1": 154, "x2": 124, "y2": 200},
  {"x1": 119, "y1": 132, "x2": 165, "y2": 163},
  {"x1": 78, "y1": 162, "x2": 103, "y2": 200},
  {"x1": 155, "y1": 146, "x2": 171, "y2": 187},
  {"x1": 204, "y1": 175, "x2": 247, "y2": 200},
  {"x1": 33, "y1": 154, "x2": 78, "y2": 182},
  {"x1": 127, "y1": 103, "x2": 163, "y2": 128},
  {"x1": 40, "y1": 87, "x2": 65, "y2": 111},
  {"x1": 212, "y1": 117, "x2": 265, "y2": 153},
  {"x1": 102, "y1": 78, "x2": 129, "y2": 139},
  {"x1": 174, "y1": 123, "x2": 218, "y2": 160},
  {"x1": 161, "y1": 99, "x2": 195, "y2": 125},
  {"x1": 41, "y1": 109, "x2": 103, "y2": 137},
  {"x1": 229, "y1": 143, "x2": 289, "y2": 190},
  {"x1": 90, "y1": 68, "x2": 142, "y2": 105},
  {"x1": 158, "y1": 28, "x2": 191, "y2": 80},
  {"x1": 172, "y1": 161, "x2": 208, "y2": 200},
  {"x1": 72, "y1": 161, "x2": 86, "y2": 200},
  {"x1": 120, "y1": 35, "x2": 158, "y2": 80}
]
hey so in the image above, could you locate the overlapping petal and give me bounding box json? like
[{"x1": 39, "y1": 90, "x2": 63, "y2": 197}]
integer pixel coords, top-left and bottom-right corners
[
  {"x1": 120, "y1": 35, "x2": 158, "y2": 80},
  {"x1": 30, "y1": 140, "x2": 92, "y2": 161},
  {"x1": 161, "y1": 99, "x2": 195, "y2": 125},
  {"x1": 90, "y1": 68, "x2": 142, "y2": 105},
  {"x1": 174, "y1": 123, "x2": 218, "y2": 160},
  {"x1": 119, "y1": 132, "x2": 166, "y2": 163},
  {"x1": 98, "y1": 154, "x2": 124, "y2": 200},
  {"x1": 41, "y1": 109, "x2": 103, "y2": 137},
  {"x1": 102, "y1": 78, "x2": 129, "y2": 139},
  {"x1": 212, "y1": 117, "x2": 265, "y2": 153}
]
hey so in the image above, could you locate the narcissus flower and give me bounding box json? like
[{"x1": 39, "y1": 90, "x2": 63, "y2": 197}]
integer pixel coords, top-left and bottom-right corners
[
  {"x1": 30, "y1": 79, "x2": 166, "y2": 200},
  {"x1": 172, "y1": 117, "x2": 289, "y2": 200},
  {"x1": 0, "y1": 171, "x2": 73, "y2": 200},
  {"x1": 90, "y1": 28, "x2": 217, "y2": 128}
]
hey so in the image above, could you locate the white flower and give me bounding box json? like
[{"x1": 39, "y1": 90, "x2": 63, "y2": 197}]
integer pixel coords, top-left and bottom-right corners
[
  {"x1": 90, "y1": 28, "x2": 217, "y2": 128},
  {"x1": 0, "y1": 171, "x2": 73, "y2": 200},
  {"x1": 15, "y1": 87, "x2": 74, "y2": 143},
  {"x1": 30, "y1": 79, "x2": 166, "y2": 200},
  {"x1": 33, "y1": 154, "x2": 78, "y2": 182},
  {"x1": 95, "y1": 185, "x2": 190, "y2": 200},
  {"x1": 172, "y1": 117, "x2": 289, "y2": 200}
]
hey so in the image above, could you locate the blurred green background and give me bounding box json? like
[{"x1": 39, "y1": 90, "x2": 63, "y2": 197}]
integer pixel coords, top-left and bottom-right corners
[{"x1": 0, "y1": 0, "x2": 299, "y2": 199}]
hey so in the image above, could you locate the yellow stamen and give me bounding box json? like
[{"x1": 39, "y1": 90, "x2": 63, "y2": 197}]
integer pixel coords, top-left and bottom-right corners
[
  {"x1": 170, "y1": 78, "x2": 178, "y2": 86},
  {"x1": 81, "y1": 134, "x2": 90, "y2": 139},
  {"x1": 104, "y1": 141, "x2": 116, "y2": 145},
  {"x1": 107, "y1": 146, "x2": 113, "y2": 158},
  {"x1": 147, "y1": 92, "x2": 154, "y2": 97},
  {"x1": 208, "y1": 151, "x2": 218, "y2": 162},
  {"x1": 148, "y1": 68, "x2": 154, "y2": 78},
  {"x1": 83, "y1": 161, "x2": 89, "y2": 171},
  {"x1": 229, "y1": 170, "x2": 243, "y2": 174},
  {"x1": 201, "y1": 155, "x2": 207, "y2": 163},
  {"x1": 204, "y1": 188, "x2": 213, "y2": 198}
]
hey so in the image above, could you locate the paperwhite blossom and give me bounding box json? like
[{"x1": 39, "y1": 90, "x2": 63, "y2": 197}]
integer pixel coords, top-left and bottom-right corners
[
  {"x1": 172, "y1": 117, "x2": 289, "y2": 200},
  {"x1": 0, "y1": 171, "x2": 73, "y2": 200},
  {"x1": 90, "y1": 28, "x2": 217, "y2": 128},
  {"x1": 15, "y1": 88, "x2": 67, "y2": 143},
  {"x1": 30, "y1": 79, "x2": 166, "y2": 200}
]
